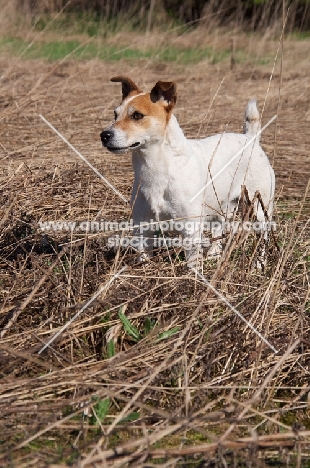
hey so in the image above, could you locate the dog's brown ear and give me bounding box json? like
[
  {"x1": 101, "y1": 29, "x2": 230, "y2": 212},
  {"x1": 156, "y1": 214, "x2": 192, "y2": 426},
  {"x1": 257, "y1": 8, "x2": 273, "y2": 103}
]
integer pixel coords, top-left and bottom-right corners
[
  {"x1": 111, "y1": 76, "x2": 141, "y2": 100},
  {"x1": 150, "y1": 81, "x2": 177, "y2": 109}
]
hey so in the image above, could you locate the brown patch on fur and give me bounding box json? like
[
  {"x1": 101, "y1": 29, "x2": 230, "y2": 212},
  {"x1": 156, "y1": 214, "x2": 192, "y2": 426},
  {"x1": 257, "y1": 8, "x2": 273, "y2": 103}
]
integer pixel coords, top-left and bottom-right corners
[
  {"x1": 111, "y1": 76, "x2": 141, "y2": 101},
  {"x1": 150, "y1": 81, "x2": 177, "y2": 112},
  {"x1": 114, "y1": 93, "x2": 174, "y2": 132}
]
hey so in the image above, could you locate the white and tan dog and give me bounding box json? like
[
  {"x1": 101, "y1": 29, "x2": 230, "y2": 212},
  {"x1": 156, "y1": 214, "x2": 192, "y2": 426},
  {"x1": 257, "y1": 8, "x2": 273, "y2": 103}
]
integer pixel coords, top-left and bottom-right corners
[{"x1": 101, "y1": 76, "x2": 275, "y2": 267}]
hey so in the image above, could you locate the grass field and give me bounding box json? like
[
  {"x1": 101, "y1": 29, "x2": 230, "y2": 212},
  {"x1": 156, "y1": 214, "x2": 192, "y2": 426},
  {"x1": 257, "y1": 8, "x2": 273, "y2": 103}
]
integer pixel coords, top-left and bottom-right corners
[{"x1": 0, "y1": 10, "x2": 310, "y2": 468}]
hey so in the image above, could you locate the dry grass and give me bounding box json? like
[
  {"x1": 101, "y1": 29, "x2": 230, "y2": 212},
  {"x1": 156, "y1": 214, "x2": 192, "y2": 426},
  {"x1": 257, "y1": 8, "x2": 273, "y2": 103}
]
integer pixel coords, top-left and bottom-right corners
[{"x1": 0, "y1": 21, "x2": 309, "y2": 468}]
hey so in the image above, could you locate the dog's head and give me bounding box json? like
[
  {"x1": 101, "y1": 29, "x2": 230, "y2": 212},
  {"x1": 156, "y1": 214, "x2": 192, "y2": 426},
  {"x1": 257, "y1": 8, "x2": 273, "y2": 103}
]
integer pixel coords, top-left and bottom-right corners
[{"x1": 100, "y1": 76, "x2": 177, "y2": 154}]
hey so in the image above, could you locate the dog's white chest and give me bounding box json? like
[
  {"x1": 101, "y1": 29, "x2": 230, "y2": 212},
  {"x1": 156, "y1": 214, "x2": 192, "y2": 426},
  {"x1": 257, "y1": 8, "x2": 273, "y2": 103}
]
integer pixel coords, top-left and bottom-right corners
[{"x1": 140, "y1": 164, "x2": 174, "y2": 217}]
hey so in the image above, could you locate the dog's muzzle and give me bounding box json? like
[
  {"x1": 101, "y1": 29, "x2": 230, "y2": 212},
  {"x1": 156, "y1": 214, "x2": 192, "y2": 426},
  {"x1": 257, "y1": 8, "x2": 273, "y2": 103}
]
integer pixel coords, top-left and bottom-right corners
[{"x1": 100, "y1": 129, "x2": 140, "y2": 153}]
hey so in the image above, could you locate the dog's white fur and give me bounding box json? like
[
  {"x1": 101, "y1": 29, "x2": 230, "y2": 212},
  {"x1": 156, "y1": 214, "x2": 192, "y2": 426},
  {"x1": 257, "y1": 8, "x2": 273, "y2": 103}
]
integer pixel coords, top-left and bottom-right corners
[{"x1": 101, "y1": 77, "x2": 275, "y2": 267}]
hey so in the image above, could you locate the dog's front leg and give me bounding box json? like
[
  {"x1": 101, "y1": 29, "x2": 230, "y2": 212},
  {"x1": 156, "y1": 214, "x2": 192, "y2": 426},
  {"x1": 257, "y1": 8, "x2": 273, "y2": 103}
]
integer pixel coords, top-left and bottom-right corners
[
  {"x1": 131, "y1": 201, "x2": 155, "y2": 263},
  {"x1": 132, "y1": 222, "x2": 155, "y2": 262},
  {"x1": 183, "y1": 221, "x2": 204, "y2": 270}
]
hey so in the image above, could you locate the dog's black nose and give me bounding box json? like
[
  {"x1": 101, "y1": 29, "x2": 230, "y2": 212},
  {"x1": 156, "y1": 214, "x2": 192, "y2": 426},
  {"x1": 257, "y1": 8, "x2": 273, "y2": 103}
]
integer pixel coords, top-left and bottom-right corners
[{"x1": 100, "y1": 130, "x2": 113, "y2": 146}]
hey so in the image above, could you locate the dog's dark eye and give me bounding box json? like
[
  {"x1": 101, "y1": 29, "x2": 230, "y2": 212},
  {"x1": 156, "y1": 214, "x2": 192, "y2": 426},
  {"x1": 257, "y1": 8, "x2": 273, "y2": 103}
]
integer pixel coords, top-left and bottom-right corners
[
  {"x1": 114, "y1": 111, "x2": 117, "y2": 121},
  {"x1": 131, "y1": 111, "x2": 144, "y2": 121}
]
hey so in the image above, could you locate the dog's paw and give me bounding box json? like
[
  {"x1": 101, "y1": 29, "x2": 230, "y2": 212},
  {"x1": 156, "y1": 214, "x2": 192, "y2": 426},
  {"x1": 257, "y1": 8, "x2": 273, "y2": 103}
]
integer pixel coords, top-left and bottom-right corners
[
  {"x1": 255, "y1": 255, "x2": 266, "y2": 271},
  {"x1": 135, "y1": 252, "x2": 151, "y2": 264},
  {"x1": 186, "y1": 250, "x2": 203, "y2": 271},
  {"x1": 207, "y1": 241, "x2": 222, "y2": 259}
]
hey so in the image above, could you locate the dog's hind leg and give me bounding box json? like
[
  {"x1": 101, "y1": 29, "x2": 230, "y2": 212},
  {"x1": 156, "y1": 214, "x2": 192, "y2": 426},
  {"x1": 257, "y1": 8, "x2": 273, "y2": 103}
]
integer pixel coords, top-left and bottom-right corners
[
  {"x1": 254, "y1": 197, "x2": 274, "y2": 270},
  {"x1": 207, "y1": 217, "x2": 224, "y2": 259}
]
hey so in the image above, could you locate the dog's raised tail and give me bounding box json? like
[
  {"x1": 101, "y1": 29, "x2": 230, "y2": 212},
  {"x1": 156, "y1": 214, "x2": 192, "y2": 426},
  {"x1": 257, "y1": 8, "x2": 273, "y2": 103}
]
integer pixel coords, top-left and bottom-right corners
[{"x1": 243, "y1": 99, "x2": 261, "y2": 138}]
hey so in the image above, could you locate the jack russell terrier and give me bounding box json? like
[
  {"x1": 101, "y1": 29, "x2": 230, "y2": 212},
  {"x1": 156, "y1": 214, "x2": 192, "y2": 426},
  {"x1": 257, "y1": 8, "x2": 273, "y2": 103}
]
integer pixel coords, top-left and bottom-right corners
[{"x1": 100, "y1": 76, "x2": 275, "y2": 268}]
